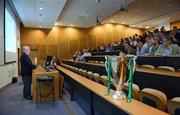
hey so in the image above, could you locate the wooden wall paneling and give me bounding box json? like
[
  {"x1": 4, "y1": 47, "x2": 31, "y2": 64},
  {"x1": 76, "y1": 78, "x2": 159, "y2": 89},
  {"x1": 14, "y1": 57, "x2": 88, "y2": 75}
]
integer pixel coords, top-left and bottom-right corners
[
  {"x1": 46, "y1": 27, "x2": 58, "y2": 45},
  {"x1": 34, "y1": 29, "x2": 49, "y2": 45},
  {"x1": 112, "y1": 25, "x2": 120, "y2": 42},
  {"x1": 39, "y1": 45, "x2": 47, "y2": 65},
  {"x1": 104, "y1": 24, "x2": 113, "y2": 44},
  {"x1": 20, "y1": 27, "x2": 35, "y2": 44},
  {"x1": 47, "y1": 45, "x2": 58, "y2": 58},
  {"x1": 170, "y1": 20, "x2": 180, "y2": 29},
  {"x1": 20, "y1": 24, "x2": 145, "y2": 61}
]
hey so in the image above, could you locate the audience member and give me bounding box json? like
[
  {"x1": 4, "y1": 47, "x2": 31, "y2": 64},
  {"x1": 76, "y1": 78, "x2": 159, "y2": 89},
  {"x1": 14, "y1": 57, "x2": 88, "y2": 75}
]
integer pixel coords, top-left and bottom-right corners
[{"x1": 154, "y1": 36, "x2": 180, "y2": 56}]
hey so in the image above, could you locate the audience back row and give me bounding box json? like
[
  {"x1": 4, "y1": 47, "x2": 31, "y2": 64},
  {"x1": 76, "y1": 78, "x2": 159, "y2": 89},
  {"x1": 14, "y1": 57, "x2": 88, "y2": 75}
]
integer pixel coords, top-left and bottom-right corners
[{"x1": 74, "y1": 26, "x2": 180, "y2": 61}]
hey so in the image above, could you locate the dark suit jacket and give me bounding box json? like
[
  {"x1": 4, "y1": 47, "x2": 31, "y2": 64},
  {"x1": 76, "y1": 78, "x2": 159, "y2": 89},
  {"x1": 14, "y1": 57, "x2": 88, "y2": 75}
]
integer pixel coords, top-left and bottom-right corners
[{"x1": 20, "y1": 53, "x2": 36, "y2": 76}]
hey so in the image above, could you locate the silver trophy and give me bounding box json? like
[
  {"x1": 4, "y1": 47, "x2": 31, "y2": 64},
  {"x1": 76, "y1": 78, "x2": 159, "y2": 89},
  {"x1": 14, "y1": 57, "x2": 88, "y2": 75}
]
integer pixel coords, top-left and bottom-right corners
[
  {"x1": 111, "y1": 56, "x2": 127, "y2": 100},
  {"x1": 105, "y1": 55, "x2": 136, "y2": 100}
]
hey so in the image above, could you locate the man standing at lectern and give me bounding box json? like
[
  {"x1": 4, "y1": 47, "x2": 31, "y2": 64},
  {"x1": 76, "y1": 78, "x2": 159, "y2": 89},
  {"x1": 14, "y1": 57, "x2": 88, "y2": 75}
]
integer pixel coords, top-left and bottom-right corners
[{"x1": 20, "y1": 46, "x2": 36, "y2": 100}]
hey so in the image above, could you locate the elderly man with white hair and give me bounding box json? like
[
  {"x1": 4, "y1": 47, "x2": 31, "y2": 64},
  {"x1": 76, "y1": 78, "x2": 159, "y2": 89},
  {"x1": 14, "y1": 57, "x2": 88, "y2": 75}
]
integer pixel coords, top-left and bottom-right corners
[{"x1": 20, "y1": 46, "x2": 36, "y2": 100}]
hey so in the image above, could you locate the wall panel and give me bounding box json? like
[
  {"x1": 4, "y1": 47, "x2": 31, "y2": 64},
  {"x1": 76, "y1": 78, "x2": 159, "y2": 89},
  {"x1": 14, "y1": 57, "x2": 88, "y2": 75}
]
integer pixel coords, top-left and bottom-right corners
[{"x1": 20, "y1": 24, "x2": 144, "y2": 61}]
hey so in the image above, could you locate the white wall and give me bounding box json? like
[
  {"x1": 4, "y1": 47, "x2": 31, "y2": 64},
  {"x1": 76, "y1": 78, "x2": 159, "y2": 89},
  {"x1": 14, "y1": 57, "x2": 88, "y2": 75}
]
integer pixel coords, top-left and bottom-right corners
[
  {"x1": 0, "y1": 63, "x2": 17, "y2": 88},
  {"x1": 0, "y1": 0, "x2": 19, "y2": 89}
]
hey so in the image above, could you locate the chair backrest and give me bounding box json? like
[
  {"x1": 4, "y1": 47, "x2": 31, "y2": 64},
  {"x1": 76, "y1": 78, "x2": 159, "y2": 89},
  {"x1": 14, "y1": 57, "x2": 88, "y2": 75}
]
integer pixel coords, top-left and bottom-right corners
[
  {"x1": 92, "y1": 73, "x2": 100, "y2": 82},
  {"x1": 123, "y1": 83, "x2": 140, "y2": 100},
  {"x1": 157, "y1": 66, "x2": 175, "y2": 72},
  {"x1": 82, "y1": 70, "x2": 87, "y2": 77},
  {"x1": 139, "y1": 88, "x2": 167, "y2": 111},
  {"x1": 78, "y1": 69, "x2": 83, "y2": 75},
  {"x1": 100, "y1": 61, "x2": 104, "y2": 64},
  {"x1": 87, "y1": 71, "x2": 93, "y2": 79},
  {"x1": 141, "y1": 65, "x2": 155, "y2": 69},
  {"x1": 99, "y1": 75, "x2": 107, "y2": 86},
  {"x1": 167, "y1": 97, "x2": 180, "y2": 115}
]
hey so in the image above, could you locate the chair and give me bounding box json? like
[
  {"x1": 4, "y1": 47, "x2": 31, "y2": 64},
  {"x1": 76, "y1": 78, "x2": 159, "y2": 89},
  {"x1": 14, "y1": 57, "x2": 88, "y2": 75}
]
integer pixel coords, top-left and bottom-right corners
[
  {"x1": 36, "y1": 75, "x2": 55, "y2": 108},
  {"x1": 123, "y1": 83, "x2": 140, "y2": 100},
  {"x1": 78, "y1": 68, "x2": 83, "y2": 75},
  {"x1": 177, "y1": 69, "x2": 180, "y2": 72},
  {"x1": 100, "y1": 61, "x2": 104, "y2": 64},
  {"x1": 82, "y1": 70, "x2": 88, "y2": 77},
  {"x1": 139, "y1": 88, "x2": 167, "y2": 111},
  {"x1": 74, "y1": 68, "x2": 79, "y2": 73},
  {"x1": 157, "y1": 66, "x2": 175, "y2": 72},
  {"x1": 92, "y1": 73, "x2": 100, "y2": 82},
  {"x1": 99, "y1": 75, "x2": 107, "y2": 86},
  {"x1": 141, "y1": 65, "x2": 155, "y2": 69},
  {"x1": 87, "y1": 71, "x2": 93, "y2": 79},
  {"x1": 167, "y1": 97, "x2": 180, "y2": 115},
  {"x1": 94, "y1": 61, "x2": 99, "y2": 63}
]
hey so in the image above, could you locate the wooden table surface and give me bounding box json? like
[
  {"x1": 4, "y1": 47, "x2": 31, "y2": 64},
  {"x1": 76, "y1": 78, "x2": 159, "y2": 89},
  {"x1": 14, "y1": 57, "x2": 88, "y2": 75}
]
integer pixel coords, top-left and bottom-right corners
[{"x1": 56, "y1": 65, "x2": 169, "y2": 115}]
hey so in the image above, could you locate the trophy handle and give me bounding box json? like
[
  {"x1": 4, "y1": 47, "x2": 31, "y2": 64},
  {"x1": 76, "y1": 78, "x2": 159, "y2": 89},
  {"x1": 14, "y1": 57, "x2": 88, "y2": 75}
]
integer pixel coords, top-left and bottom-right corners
[
  {"x1": 105, "y1": 56, "x2": 111, "y2": 96},
  {"x1": 116, "y1": 57, "x2": 126, "y2": 91},
  {"x1": 127, "y1": 57, "x2": 136, "y2": 103}
]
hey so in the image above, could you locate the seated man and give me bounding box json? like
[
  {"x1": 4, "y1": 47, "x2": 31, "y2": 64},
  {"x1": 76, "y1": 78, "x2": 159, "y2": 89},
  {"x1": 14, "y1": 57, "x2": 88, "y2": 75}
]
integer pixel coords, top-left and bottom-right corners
[
  {"x1": 154, "y1": 36, "x2": 180, "y2": 56},
  {"x1": 136, "y1": 39, "x2": 147, "y2": 56},
  {"x1": 79, "y1": 49, "x2": 92, "y2": 62}
]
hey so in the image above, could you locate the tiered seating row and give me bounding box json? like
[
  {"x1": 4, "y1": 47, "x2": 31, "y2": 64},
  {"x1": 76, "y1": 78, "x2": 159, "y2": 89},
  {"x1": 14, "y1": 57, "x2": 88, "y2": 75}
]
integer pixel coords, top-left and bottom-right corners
[
  {"x1": 59, "y1": 62, "x2": 180, "y2": 114},
  {"x1": 85, "y1": 56, "x2": 180, "y2": 70}
]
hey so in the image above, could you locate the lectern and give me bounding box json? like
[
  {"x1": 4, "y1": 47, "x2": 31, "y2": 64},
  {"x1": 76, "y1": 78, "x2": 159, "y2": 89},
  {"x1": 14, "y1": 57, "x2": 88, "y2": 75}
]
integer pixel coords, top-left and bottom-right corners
[{"x1": 32, "y1": 66, "x2": 62, "y2": 102}]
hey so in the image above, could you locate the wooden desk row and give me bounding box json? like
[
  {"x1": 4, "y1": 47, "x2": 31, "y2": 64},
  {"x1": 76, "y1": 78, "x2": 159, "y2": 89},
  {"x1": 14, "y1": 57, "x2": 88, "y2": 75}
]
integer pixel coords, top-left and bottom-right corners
[
  {"x1": 56, "y1": 65, "x2": 168, "y2": 115},
  {"x1": 63, "y1": 60, "x2": 180, "y2": 78},
  {"x1": 62, "y1": 60, "x2": 180, "y2": 99},
  {"x1": 85, "y1": 56, "x2": 180, "y2": 69}
]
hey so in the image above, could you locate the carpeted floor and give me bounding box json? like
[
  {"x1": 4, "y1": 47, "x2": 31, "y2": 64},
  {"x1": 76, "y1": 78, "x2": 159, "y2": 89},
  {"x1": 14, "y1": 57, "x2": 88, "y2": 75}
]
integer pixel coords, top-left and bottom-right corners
[{"x1": 0, "y1": 77, "x2": 86, "y2": 115}]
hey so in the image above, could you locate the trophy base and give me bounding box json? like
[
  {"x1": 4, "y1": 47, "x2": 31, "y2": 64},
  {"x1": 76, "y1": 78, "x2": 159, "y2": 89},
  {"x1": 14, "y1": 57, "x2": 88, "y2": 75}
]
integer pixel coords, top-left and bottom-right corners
[{"x1": 112, "y1": 91, "x2": 126, "y2": 100}]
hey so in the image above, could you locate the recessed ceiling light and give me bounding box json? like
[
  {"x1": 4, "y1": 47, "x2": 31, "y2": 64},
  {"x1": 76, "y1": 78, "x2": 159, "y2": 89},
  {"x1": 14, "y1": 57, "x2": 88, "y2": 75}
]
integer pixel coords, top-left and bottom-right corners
[
  {"x1": 146, "y1": 26, "x2": 150, "y2": 29},
  {"x1": 39, "y1": 7, "x2": 43, "y2": 10},
  {"x1": 96, "y1": 0, "x2": 101, "y2": 3}
]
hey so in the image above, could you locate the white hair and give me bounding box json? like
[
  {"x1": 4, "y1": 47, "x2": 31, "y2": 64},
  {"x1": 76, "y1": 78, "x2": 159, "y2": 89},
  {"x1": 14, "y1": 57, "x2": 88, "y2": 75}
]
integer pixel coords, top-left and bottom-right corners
[{"x1": 23, "y1": 46, "x2": 30, "y2": 55}]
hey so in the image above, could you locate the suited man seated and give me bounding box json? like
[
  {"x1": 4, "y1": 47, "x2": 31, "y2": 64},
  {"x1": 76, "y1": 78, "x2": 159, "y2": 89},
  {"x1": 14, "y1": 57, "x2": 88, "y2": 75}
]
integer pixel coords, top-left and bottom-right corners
[{"x1": 20, "y1": 46, "x2": 36, "y2": 100}]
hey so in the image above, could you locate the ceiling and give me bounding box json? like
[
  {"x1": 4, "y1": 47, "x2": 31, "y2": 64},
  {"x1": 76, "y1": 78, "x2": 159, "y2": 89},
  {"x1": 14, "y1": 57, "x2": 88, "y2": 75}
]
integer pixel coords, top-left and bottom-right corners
[
  {"x1": 102, "y1": 0, "x2": 180, "y2": 29},
  {"x1": 12, "y1": 0, "x2": 180, "y2": 29},
  {"x1": 55, "y1": 0, "x2": 134, "y2": 27},
  {"x1": 12, "y1": 0, "x2": 67, "y2": 28}
]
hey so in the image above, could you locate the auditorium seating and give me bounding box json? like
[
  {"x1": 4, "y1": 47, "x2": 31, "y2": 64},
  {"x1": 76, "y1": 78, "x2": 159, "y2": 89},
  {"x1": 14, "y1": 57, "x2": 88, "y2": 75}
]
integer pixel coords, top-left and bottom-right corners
[
  {"x1": 140, "y1": 65, "x2": 155, "y2": 69},
  {"x1": 157, "y1": 66, "x2": 175, "y2": 72},
  {"x1": 87, "y1": 71, "x2": 93, "y2": 79},
  {"x1": 124, "y1": 83, "x2": 140, "y2": 100},
  {"x1": 99, "y1": 75, "x2": 108, "y2": 86},
  {"x1": 167, "y1": 97, "x2": 180, "y2": 115},
  {"x1": 139, "y1": 88, "x2": 167, "y2": 111},
  {"x1": 92, "y1": 73, "x2": 100, "y2": 82},
  {"x1": 60, "y1": 62, "x2": 180, "y2": 113}
]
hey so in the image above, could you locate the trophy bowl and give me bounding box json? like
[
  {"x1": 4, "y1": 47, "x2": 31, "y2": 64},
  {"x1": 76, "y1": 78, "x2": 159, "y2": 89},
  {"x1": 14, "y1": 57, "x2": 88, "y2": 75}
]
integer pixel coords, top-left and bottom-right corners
[{"x1": 111, "y1": 56, "x2": 127, "y2": 100}]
